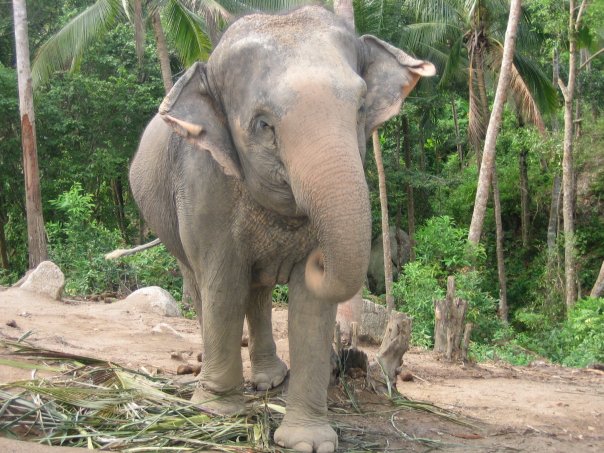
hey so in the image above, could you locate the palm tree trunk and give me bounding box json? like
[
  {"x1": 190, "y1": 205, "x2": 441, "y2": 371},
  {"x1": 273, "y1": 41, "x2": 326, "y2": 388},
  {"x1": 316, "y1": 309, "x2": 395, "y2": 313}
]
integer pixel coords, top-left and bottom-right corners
[
  {"x1": 151, "y1": 12, "x2": 173, "y2": 93},
  {"x1": 402, "y1": 115, "x2": 416, "y2": 262},
  {"x1": 468, "y1": 0, "x2": 522, "y2": 245},
  {"x1": 134, "y1": 0, "x2": 145, "y2": 71},
  {"x1": 492, "y1": 166, "x2": 508, "y2": 322},
  {"x1": 373, "y1": 130, "x2": 394, "y2": 311},
  {"x1": 13, "y1": 0, "x2": 48, "y2": 268},
  {"x1": 519, "y1": 147, "x2": 530, "y2": 248}
]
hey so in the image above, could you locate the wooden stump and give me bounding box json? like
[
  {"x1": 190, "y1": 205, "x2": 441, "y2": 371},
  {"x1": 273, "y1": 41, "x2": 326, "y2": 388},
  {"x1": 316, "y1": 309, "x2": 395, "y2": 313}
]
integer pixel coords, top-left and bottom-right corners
[
  {"x1": 434, "y1": 276, "x2": 470, "y2": 361},
  {"x1": 368, "y1": 311, "x2": 412, "y2": 393}
]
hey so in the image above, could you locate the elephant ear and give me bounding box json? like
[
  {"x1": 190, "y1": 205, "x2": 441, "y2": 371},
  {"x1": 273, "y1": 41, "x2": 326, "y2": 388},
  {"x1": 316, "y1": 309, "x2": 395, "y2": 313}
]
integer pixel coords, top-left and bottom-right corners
[
  {"x1": 360, "y1": 35, "x2": 436, "y2": 134},
  {"x1": 159, "y1": 62, "x2": 242, "y2": 180}
]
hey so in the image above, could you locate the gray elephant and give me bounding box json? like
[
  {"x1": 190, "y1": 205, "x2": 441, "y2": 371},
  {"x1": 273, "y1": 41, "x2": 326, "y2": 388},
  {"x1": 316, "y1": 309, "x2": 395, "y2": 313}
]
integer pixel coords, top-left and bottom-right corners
[
  {"x1": 368, "y1": 227, "x2": 411, "y2": 294},
  {"x1": 129, "y1": 6, "x2": 434, "y2": 452}
]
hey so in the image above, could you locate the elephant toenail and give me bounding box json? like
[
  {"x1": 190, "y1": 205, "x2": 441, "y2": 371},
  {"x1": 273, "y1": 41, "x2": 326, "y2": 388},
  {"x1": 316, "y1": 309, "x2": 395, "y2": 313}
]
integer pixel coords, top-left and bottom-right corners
[{"x1": 292, "y1": 441, "x2": 313, "y2": 452}]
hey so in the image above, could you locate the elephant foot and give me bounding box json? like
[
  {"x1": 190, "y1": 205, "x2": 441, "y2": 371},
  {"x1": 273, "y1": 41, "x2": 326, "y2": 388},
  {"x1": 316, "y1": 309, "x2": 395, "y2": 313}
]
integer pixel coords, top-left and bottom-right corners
[
  {"x1": 274, "y1": 420, "x2": 337, "y2": 452},
  {"x1": 251, "y1": 357, "x2": 288, "y2": 391},
  {"x1": 191, "y1": 384, "x2": 245, "y2": 416}
]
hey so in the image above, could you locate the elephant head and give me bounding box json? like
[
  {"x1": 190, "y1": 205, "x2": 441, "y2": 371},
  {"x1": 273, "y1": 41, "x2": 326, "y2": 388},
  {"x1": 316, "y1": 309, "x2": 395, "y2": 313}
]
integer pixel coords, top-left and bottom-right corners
[{"x1": 158, "y1": 7, "x2": 434, "y2": 303}]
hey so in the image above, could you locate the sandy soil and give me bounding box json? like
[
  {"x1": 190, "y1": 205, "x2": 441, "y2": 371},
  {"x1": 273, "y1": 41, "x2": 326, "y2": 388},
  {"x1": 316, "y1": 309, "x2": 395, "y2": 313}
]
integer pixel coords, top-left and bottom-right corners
[{"x1": 1, "y1": 286, "x2": 603, "y2": 452}]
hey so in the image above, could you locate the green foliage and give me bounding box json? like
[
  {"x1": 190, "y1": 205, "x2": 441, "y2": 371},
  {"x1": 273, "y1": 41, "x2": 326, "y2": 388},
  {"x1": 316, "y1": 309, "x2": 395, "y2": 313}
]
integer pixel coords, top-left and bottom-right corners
[
  {"x1": 394, "y1": 216, "x2": 498, "y2": 347},
  {"x1": 515, "y1": 298, "x2": 604, "y2": 367},
  {"x1": 46, "y1": 184, "x2": 182, "y2": 299},
  {"x1": 47, "y1": 184, "x2": 123, "y2": 295},
  {"x1": 272, "y1": 284, "x2": 289, "y2": 305}
]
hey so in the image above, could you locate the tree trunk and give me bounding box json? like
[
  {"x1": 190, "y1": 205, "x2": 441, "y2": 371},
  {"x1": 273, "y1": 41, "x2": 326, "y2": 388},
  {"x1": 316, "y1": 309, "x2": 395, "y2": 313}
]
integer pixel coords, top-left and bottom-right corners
[
  {"x1": 151, "y1": 12, "x2": 173, "y2": 93},
  {"x1": 110, "y1": 178, "x2": 127, "y2": 241},
  {"x1": 558, "y1": 0, "x2": 588, "y2": 310},
  {"x1": 452, "y1": 97, "x2": 463, "y2": 167},
  {"x1": 402, "y1": 115, "x2": 415, "y2": 262},
  {"x1": 333, "y1": 0, "x2": 355, "y2": 29},
  {"x1": 434, "y1": 276, "x2": 469, "y2": 361},
  {"x1": 468, "y1": 0, "x2": 522, "y2": 245},
  {"x1": 0, "y1": 210, "x2": 9, "y2": 269},
  {"x1": 492, "y1": 166, "x2": 508, "y2": 322},
  {"x1": 394, "y1": 118, "x2": 404, "y2": 269},
  {"x1": 552, "y1": 46, "x2": 560, "y2": 131},
  {"x1": 13, "y1": 0, "x2": 48, "y2": 268},
  {"x1": 519, "y1": 147, "x2": 530, "y2": 248},
  {"x1": 134, "y1": 0, "x2": 145, "y2": 69},
  {"x1": 373, "y1": 130, "x2": 394, "y2": 312},
  {"x1": 590, "y1": 261, "x2": 604, "y2": 299},
  {"x1": 547, "y1": 174, "x2": 562, "y2": 252}
]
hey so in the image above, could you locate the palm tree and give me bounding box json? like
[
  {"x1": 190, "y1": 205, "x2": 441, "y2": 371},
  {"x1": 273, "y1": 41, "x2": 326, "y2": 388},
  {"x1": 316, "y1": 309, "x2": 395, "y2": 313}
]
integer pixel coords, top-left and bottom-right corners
[
  {"x1": 400, "y1": 0, "x2": 556, "y2": 149},
  {"x1": 31, "y1": 0, "x2": 306, "y2": 93},
  {"x1": 13, "y1": 0, "x2": 48, "y2": 268}
]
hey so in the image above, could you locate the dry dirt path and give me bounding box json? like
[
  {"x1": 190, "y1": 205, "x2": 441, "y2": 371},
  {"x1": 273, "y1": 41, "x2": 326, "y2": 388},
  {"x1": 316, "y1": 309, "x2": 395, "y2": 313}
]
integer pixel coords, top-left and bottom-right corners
[{"x1": 1, "y1": 287, "x2": 602, "y2": 452}]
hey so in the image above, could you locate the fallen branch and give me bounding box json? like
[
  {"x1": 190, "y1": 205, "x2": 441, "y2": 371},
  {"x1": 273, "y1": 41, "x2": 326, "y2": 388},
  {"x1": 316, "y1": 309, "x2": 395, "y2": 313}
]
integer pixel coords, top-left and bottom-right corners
[{"x1": 104, "y1": 238, "x2": 161, "y2": 260}]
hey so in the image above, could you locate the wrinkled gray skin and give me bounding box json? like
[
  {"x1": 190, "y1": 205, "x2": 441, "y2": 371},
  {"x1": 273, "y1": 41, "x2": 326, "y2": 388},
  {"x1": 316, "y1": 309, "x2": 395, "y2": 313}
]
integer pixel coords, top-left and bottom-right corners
[
  {"x1": 130, "y1": 6, "x2": 433, "y2": 452},
  {"x1": 368, "y1": 227, "x2": 411, "y2": 295}
]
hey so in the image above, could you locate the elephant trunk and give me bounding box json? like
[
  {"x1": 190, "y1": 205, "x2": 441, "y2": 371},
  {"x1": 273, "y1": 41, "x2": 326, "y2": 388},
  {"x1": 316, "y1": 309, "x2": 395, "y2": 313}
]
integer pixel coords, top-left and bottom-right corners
[{"x1": 281, "y1": 110, "x2": 371, "y2": 303}]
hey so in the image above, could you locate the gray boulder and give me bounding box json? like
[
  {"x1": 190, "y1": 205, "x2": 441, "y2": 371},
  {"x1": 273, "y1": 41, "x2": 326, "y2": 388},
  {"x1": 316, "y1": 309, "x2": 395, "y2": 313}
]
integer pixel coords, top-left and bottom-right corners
[
  {"x1": 337, "y1": 293, "x2": 392, "y2": 345},
  {"x1": 19, "y1": 261, "x2": 65, "y2": 300},
  {"x1": 125, "y1": 286, "x2": 181, "y2": 317}
]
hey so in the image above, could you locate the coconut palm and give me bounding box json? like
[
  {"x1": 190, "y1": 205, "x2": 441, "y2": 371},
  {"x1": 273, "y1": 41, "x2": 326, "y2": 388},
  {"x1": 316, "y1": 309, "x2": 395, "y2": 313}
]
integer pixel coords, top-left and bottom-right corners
[
  {"x1": 398, "y1": 0, "x2": 557, "y2": 149},
  {"x1": 31, "y1": 0, "x2": 308, "y2": 92}
]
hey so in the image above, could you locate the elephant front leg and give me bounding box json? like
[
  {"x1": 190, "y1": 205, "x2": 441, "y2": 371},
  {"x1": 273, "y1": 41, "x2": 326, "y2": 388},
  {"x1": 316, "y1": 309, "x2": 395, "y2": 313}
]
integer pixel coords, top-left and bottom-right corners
[
  {"x1": 247, "y1": 287, "x2": 288, "y2": 391},
  {"x1": 274, "y1": 264, "x2": 338, "y2": 453},
  {"x1": 192, "y1": 268, "x2": 249, "y2": 416}
]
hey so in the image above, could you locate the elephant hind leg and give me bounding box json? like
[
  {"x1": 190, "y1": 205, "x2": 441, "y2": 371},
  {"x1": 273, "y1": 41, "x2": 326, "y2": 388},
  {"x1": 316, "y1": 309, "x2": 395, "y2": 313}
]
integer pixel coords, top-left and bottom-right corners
[{"x1": 246, "y1": 287, "x2": 288, "y2": 391}]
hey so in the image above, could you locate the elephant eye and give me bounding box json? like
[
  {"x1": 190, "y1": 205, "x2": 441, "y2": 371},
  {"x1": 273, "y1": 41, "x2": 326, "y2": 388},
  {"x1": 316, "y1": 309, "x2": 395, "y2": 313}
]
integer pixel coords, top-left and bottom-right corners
[
  {"x1": 253, "y1": 116, "x2": 276, "y2": 147},
  {"x1": 357, "y1": 103, "x2": 366, "y2": 124}
]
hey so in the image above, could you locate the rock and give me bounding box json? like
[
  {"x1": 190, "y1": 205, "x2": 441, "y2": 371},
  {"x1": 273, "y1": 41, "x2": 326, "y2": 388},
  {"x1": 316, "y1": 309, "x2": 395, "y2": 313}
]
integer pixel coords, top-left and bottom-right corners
[
  {"x1": 19, "y1": 261, "x2": 65, "y2": 300},
  {"x1": 337, "y1": 295, "x2": 391, "y2": 345},
  {"x1": 125, "y1": 286, "x2": 181, "y2": 317}
]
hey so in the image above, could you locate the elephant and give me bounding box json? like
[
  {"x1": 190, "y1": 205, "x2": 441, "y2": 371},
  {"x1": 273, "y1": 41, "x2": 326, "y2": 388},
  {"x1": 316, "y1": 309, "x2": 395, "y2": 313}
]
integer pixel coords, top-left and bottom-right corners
[
  {"x1": 129, "y1": 6, "x2": 434, "y2": 452},
  {"x1": 368, "y1": 226, "x2": 411, "y2": 295}
]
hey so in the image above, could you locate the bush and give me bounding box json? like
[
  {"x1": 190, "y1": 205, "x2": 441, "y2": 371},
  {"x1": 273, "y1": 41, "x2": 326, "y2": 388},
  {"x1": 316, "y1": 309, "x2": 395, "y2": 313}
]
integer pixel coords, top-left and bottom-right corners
[
  {"x1": 394, "y1": 216, "x2": 499, "y2": 348},
  {"x1": 47, "y1": 184, "x2": 124, "y2": 295},
  {"x1": 46, "y1": 184, "x2": 182, "y2": 299}
]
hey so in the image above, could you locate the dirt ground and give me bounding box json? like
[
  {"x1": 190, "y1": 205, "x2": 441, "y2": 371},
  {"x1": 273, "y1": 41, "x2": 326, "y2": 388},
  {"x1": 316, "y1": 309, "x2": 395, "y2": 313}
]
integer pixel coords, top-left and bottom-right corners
[{"x1": 1, "y1": 286, "x2": 603, "y2": 452}]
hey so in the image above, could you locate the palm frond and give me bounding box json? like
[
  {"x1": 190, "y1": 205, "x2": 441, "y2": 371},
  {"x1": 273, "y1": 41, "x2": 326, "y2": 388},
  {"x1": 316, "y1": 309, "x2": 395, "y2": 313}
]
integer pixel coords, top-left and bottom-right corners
[
  {"x1": 217, "y1": 0, "x2": 311, "y2": 15},
  {"x1": 406, "y1": 0, "x2": 464, "y2": 28},
  {"x1": 512, "y1": 52, "x2": 558, "y2": 116},
  {"x1": 31, "y1": 0, "x2": 123, "y2": 89},
  {"x1": 487, "y1": 46, "x2": 545, "y2": 133},
  {"x1": 163, "y1": 0, "x2": 213, "y2": 65},
  {"x1": 399, "y1": 22, "x2": 461, "y2": 53},
  {"x1": 439, "y1": 35, "x2": 465, "y2": 87}
]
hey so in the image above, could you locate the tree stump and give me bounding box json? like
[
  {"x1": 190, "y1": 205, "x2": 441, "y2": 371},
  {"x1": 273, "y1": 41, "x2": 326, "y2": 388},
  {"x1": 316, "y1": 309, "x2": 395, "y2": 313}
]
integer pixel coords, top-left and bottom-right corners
[
  {"x1": 434, "y1": 276, "x2": 469, "y2": 361},
  {"x1": 368, "y1": 311, "x2": 412, "y2": 393}
]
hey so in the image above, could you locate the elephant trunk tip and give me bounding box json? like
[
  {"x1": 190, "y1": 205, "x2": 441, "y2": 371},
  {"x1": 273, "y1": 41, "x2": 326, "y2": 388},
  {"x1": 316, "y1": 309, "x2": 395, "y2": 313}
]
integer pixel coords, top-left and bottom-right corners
[{"x1": 305, "y1": 248, "x2": 362, "y2": 303}]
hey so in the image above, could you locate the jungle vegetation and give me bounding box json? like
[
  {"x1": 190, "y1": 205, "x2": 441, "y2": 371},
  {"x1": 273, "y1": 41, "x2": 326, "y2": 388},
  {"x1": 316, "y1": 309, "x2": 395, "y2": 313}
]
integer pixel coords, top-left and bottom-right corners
[{"x1": 1, "y1": 0, "x2": 603, "y2": 368}]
